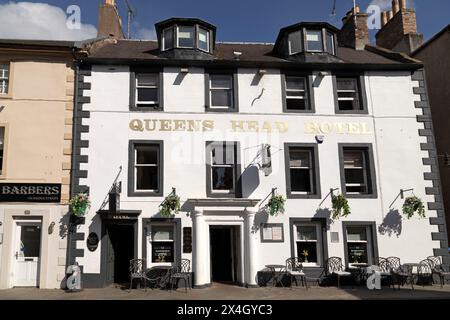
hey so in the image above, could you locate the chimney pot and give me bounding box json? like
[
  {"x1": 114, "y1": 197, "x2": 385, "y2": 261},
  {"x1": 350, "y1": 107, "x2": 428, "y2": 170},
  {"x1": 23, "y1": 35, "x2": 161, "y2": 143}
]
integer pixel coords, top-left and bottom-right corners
[
  {"x1": 399, "y1": 0, "x2": 407, "y2": 10},
  {"x1": 387, "y1": 10, "x2": 394, "y2": 20},
  {"x1": 392, "y1": 0, "x2": 400, "y2": 14},
  {"x1": 381, "y1": 12, "x2": 388, "y2": 27}
]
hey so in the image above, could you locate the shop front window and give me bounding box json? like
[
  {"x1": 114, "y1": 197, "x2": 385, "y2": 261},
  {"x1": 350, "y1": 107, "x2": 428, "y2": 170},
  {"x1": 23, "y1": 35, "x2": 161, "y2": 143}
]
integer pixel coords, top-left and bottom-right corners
[{"x1": 149, "y1": 225, "x2": 175, "y2": 264}]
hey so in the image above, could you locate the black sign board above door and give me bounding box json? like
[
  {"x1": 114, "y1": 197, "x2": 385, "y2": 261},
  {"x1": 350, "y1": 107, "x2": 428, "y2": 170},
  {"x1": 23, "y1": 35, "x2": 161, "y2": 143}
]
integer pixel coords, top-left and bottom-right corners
[{"x1": 0, "y1": 183, "x2": 61, "y2": 203}]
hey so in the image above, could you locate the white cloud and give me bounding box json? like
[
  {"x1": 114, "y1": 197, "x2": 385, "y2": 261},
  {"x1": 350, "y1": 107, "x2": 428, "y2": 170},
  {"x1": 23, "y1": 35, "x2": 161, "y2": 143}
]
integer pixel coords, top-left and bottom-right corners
[
  {"x1": 0, "y1": 2, "x2": 97, "y2": 41},
  {"x1": 136, "y1": 27, "x2": 156, "y2": 40},
  {"x1": 369, "y1": 0, "x2": 415, "y2": 11}
]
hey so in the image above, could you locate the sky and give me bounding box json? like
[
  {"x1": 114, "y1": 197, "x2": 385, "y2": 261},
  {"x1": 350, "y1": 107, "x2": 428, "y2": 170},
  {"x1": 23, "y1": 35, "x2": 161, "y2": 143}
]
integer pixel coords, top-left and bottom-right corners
[{"x1": 0, "y1": 0, "x2": 448, "y2": 44}]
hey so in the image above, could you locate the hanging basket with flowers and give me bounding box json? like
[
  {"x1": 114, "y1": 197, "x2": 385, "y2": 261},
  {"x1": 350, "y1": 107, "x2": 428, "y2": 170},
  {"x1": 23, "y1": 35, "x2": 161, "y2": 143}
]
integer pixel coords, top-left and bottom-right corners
[
  {"x1": 331, "y1": 193, "x2": 351, "y2": 220},
  {"x1": 402, "y1": 196, "x2": 425, "y2": 219},
  {"x1": 159, "y1": 194, "x2": 181, "y2": 217},
  {"x1": 69, "y1": 193, "x2": 91, "y2": 217},
  {"x1": 266, "y1": 194, "x2": 286, "y2": 217}
]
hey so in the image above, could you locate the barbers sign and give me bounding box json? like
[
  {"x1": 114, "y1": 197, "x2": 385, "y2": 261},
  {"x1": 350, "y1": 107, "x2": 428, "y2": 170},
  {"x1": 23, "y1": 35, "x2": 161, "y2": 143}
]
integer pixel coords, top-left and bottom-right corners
[{"x1": 0, "y1": 183, "x2": 62, "y2": 203}]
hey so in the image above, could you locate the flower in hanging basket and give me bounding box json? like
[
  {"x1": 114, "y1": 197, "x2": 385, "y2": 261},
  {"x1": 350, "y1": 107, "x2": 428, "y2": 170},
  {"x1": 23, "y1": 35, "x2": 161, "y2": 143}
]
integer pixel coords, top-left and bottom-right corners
[
  {"x1": 402, "y1": 196, "x2": 425, "y2": 219},
  {"x1": 331, "y1": 193, "x2": 351, "y2": 220},
  {"x1": 266, "y1": 195, "x2": 286, "y2": 216},
  {"x1": 69, "y1": 193, "x2": 91, "y2": 217},
  {"x1": 159, "y1": 194, "x2": 181, "y2": 217}
]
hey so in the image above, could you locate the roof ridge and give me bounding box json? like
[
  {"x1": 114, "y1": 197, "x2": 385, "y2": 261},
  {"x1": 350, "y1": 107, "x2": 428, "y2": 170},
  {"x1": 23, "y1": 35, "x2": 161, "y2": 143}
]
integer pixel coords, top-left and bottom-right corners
[{"x1": 364, "y1": 44, "x2": 422, "y2": 64}]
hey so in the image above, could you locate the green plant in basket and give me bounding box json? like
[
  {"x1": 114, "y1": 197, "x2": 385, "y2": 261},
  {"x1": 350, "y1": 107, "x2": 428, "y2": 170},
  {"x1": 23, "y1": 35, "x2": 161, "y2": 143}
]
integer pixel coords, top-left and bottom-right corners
[
  {"x1": 69, "y1": 193, "x2": 91, "y2": 217},
  {"x1": 266, "y1": 195, "x2": 286, "y2": 216},
  {"x1": 159, "y1": 194, "x2": 181, "y2": 217},
  {"x1": 331, "y1": 193, "x2": 351, "y2": 220},
  {"x1": 402, "y1": 196, "x2": 425, "y2": 219}
]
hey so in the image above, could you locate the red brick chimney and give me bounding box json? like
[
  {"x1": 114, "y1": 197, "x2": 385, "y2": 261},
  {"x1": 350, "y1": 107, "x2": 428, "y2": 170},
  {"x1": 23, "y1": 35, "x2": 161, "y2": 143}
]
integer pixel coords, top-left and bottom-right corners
[
  {"x1": 98, "y1": 0, "x2": 124, "y2": 39},
  {"x1": 338, "y1": 6, "x2": 369, "y2": 50},
  {"x1": 375, "y1": 0, "x2": 423, "y2": 54}
]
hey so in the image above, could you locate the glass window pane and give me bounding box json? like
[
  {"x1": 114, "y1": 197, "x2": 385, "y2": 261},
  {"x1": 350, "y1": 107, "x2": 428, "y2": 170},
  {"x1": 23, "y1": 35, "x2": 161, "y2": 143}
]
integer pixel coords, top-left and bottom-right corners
[
  {"x1": 136, "y1": 166, "x2": 158, "y2": 190},
  {"x1": 297, "y1": 242, "x2": 318, "y2": 263},
  {"x1": 286, "y1": 98, "x2": 307, "y2": 110},
  {"x1": 136, "y1": 146, "x2": 158, "y2": 164},
  {"x1": 199, "y1": 28, "x2": 209, "y2": 51},
  {"x1": 345, "y1": 169, "x2": 365, "y2": 184},
  {"x1": 211, "y1": 75, "x2": 232, "y2": 89},
  {"x1": 212, "y1": 144, "x2": 234, "y2": 165},
  {"x1": 212, "y1": 167, "x2": 234, "y2": 190},
  {"x1": 286, "y1": 77, "x2": 306, "y2": 91},
  {"x1": 326, "y1": 32, "x2": 335, "y2": 54},
  {"x1": 289, "y1": 150, "x2": 310, "y2": 168},
  {"x1": 344, "y1": 151, "x2": 364, "y2": 168},
  {"x1": 288, "y1": 31, "x2": 302, "y2": 54},
  {"x1": 137, "y1": 88, "x2": 158, "y2": 103},
  {"x1": 211, "y1": 90, "x2": 232, "y2": 107},
  {"x1": 163, "y1": 27, "x2": 173, "y2": 50},
  {"x1": 297, "y1": 226, "x2": 317, "y2": 240},
  {"x1": 337, "y1": 78, "x2": 358, "y2": 91},
  {"x1": 347, "y1": 227, "x2": 367, "y2": 241},
  {"x1": 20, "y1": 225, "x2": 41, "y2": 258},
  {"x1": 152, "y1": 242, "x2": 174, "y2": 263},
  {"x1": 152, "y1": 226, "x2": 173, "y2": 241},
  {"x1": 347, "y1": 243, "x2": 368, "y2": 264},
  {"x1": 338, "y1": 99, "x2": 360, "y2": 111},
  {"x1": 137, "y1": 74, "x2": 158, "y2": 86},
  {"x1": 0, "y1": 64, "x2": 9, "y2": 78},
  {"x1": 290, "y1": 169, "x2": 312, "y2": 192},
  {"x1": 178, "y1": 26, "x2": 195, "y2": 47},
  {"x1": 306, "y1": 30, "x2": 323, "y2": 51}
]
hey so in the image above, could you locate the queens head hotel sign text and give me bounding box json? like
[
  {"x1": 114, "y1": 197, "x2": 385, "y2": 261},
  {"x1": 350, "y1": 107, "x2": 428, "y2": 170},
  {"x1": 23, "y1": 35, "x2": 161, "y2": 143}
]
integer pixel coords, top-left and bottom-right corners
[{"x1": 129, "y1": 119, "x2": 372, "y2": 135}]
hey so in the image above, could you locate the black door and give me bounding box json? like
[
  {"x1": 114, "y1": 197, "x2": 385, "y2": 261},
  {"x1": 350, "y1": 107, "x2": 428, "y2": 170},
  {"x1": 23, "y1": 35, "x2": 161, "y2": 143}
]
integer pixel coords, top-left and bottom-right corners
[
  {"x1": 210, "y1": 227, "x2": 234, "y2": 283},
  {"x1": 104, "y1": 223, "x2": 135, "y2": 285}
]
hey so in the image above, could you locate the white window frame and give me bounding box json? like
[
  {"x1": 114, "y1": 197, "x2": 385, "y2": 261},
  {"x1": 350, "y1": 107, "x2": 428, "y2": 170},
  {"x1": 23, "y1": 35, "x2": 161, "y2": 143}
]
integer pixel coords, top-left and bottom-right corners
[
  {"x1": 288, "y1": 30, "x2": 302, "y2": 55},
  {"x1": 198, "y1": 27, "x2": 210, "y2": 52},
  {"x1": 177, "y1": 25, "x2": 195, "y2": 48},
  {"x1": 209, "y1": 74, "x2": 234, "y2": 110},
  {"x1": 135, "y1": 73, "x2": 159, "y2": 106},
  {"x1": 294, "y1": 223, "x2": 322, "y2": 267},
  {"x1": 336, "y1": 78, "x2": 361, "y2": 110},
  {"x1": 285, "y1": 76, "x2": 309, "y2": 110},
  {"x1": 343, "y1": 149, "x2": 368, "y2": 195},
  {"x1": 134, "y1": 145, "x2": 159, "y2": 193},
  {"x1": 147, "y1": 224, "x2": 176, "y2": 267},
  {"x1": 305, "y1": 29, "x2": 324, "y2": 52},
  {"x1": 346, "y1": 226, "x2": 373, "y2": 267},
  {"x1": 326, "y1": 31, "x2": 335, "y2": 55},
  {"x1": 289, "y1": 148, "x2": 314, "y2": 194},
  {"x1": 210, "y1": 143, "x2": 235, "y2": 193},
  {"x1": 162, "y1": 27, "x2": 174, "y2": 51},
  {"x1": 0, "y1": 63, "x2": 9, "y2": 95}
]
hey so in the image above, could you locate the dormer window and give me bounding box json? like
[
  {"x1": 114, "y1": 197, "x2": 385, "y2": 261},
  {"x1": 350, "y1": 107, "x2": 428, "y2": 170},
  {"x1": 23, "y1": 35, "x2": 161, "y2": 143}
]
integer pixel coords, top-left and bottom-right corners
[
  {"x1": 288, "y1": 30, "x2": 302, "y2": 55},
  {"x1": 198, "y1": 27, "x2": 210, "y2": 52},
  {"x1": 306, "y1": 30, "x2": 323, "y2": 52},
  {"x1": 178, "y1": 26, "x2": 195, "y2": 48},
  {"x1": 326, "y1": 31, "x2": 335, "y2": 55},
  {"x1": 162, "y1": 27, "x2": 174, "y2": 51}
]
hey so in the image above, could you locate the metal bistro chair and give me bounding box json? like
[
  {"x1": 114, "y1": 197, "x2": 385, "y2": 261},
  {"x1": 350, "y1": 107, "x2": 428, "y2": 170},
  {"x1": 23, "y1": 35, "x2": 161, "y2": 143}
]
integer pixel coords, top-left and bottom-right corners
[
  {"x1": 129, "y1": 259, "x2": 161, "y2": 292},
  {"x1": 378, "y1": 258, "x2": 395, "y2": 289},
  {"x1": 170, "y1": 259, "x2": 192, "y2": 293},
  {"x1": 427, "y1": 256, "x2": 450, "y2": 288},
  {"x1": 285, "y1": 258, "x2": 307, "y2": 290},
  {"x1": 386, "y1": 256, "x2": 410, "y2": 289},
  {"x1": 326, "y1": 257, "x2": 353, "y2": 288},
  {"x1": 417, "y1": 259, "x2": 434, "y2": 287}
]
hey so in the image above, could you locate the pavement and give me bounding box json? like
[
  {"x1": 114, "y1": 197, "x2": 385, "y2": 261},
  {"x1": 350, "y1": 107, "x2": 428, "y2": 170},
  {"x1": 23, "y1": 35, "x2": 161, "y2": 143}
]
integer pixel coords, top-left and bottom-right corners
[{"x1": 1, "y1": 283, "x2": 450, "y2": 300}]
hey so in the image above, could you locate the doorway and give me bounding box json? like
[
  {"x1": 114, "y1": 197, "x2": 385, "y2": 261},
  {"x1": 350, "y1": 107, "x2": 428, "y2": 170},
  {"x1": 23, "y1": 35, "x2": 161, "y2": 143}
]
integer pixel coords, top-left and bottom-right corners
[
  {"x1": 210, "y1": 226, "x2": 239, "y2": 284},
  {"x1": 103, "y1": 223, "x2": 136, "y2": 286},
  {"x1": 13, "y1": 221, "x2": 42, "y2": 287}
]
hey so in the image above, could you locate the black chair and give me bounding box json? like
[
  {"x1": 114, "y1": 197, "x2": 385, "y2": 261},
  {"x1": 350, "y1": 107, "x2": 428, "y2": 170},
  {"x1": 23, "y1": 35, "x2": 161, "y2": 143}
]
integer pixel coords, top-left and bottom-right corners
[
  {"x1": 386, "y1": 256, "x2": 410, "y2": 289},
  {"x1": 427, "y1": 256, "x2": 450, "y2": 288},
  {"x1": 285, "y1": 258, "x2": 307, "y2": 290},
  {"x1": 129, "y1": 259, "x2": 161, "y2": 292},
  {"x1": 375, "y1": 257, "x2": 388, "y2": 266},
  {"x1": 325, "y1": 257, "x2": 353, "y2": 288},
  {"x1": 417, "y1": 259, "x2": 433, "y2": 287},
  {"x1": 377, "y1": 258, "x2": 396, "y2": 289},
  {"x1": 170, "y1": 259, "x2": 192, "y2": 293}
]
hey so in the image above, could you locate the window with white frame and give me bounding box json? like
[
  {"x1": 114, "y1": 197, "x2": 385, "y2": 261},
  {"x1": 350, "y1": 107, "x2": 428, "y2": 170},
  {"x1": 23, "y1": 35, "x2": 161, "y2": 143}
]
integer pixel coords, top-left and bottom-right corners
[
  {"x1": 0, "y1": 63, "x2": 9, "y2": 95},
  {"x1": 134, "y1": 144, "x2": 159, "y2": 193},
  {"x1": 288, "y1": 147, "x2": 315, "y2": 194},
  {"x1": 198, "y1": 27, "x2": 210, "y2": 52},
  {"x1": 295, "y1": 224, "x2": 322, "y2": 266},
  {"x1": 148, "y1": 225, "x2": 175, "y2": 264},
  {"x1": 326, "y1": 31, "x2": 335, "y2": 55},
  {"x1": 135, "y1": 73, "x2": 159, "y2": 107},
  {"x1": 0, "y1": 127, "x2": 4, "y2": 175},
  {"x1": 285, "y1": 76, "x2": 309, "y2": 110},
  {"x1": 346, "y1": 226, "x2": 373, "y2": 266},
  {"x1": 209, "y1": 74, "x2": 234, "y2": 109},
  {"x1": 288, "y1": 30, "x2": 302, "y2": 55},
  {"x1": 336, "y1": 77, "x2": 361, "y2": 111},
  {"x1": 177, "y1": 26, "x2": 195, "y2": 48},
  {"x1": 305, "y1": 30, "x2": 323, "y2": 52},
  {"x1": 162, "y1": 27, "x2": 174, "y2": 51},
  {"x1": 343, "y1": 149, "x2": 368, "y2": 195},
  {"x1": 210, "y1": 142, "x2": 236, "y2": 193}
]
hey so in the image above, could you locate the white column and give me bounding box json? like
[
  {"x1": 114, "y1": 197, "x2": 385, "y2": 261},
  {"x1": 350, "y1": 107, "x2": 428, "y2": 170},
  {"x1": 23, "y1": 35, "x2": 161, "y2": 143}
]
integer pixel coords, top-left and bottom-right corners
[
  {"x1": 245, "y1": 210, "x2": 258, "y2": 287},
  {"x1": 192, "y1": 210, "x2": 209, "y2": 287}
]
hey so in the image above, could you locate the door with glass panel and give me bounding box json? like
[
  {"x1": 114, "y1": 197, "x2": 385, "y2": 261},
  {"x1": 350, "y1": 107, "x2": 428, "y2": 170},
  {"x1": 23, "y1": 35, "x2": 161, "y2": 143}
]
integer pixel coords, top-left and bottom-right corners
[{"x1": 13, "y1": 221, "x2": 42, "y2": 287}]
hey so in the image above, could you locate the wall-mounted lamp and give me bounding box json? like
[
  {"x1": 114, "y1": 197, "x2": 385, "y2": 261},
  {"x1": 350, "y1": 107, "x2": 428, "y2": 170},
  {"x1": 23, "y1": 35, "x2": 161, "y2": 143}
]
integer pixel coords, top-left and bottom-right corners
[
  {"x1": 315, "y1": 135, "x2": 325, "y2": 144},
  {"x1": 258, "y1": 69, "x2": 267, "y2": 75},
  {"x1": 180, "y1": 67, "x2": 189, "y2": 74},
  {"x1": 48, "y1": 221, "x2": 56, "y2": 235},
  {"x1": 233, "y1": 51, "x2": 242, "y2": 60},
  {"x1": 318, "y1": 71, "x2": 329, "y2": 77}
]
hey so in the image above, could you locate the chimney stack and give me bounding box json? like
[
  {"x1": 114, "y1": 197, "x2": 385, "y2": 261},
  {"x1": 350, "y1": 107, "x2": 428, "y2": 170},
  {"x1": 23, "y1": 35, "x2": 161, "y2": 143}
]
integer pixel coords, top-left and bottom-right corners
[
  {"x1": 338, "y1": 6, "x2": 369, "y2": 50},
  {"x1": 98, "y1": 0, "x2": 125, "y2": 39},
  {"x1": 375, "y1": 0, "x2": 423, "y2": 54},
  {"x1": 381, "y1": 12, "x2": 388, "y2": 27}
]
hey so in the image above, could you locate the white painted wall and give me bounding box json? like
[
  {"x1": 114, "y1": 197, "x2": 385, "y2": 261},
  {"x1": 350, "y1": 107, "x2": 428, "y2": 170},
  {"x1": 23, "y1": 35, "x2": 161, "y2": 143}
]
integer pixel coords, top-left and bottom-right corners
[{"x1": 76, "y1": 66, "x2": 438, "y2": 278}]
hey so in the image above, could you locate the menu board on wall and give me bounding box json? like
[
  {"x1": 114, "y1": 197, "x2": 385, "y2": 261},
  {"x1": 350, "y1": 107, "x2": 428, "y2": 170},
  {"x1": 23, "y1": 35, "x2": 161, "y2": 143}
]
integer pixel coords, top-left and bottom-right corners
[
  {"x1": 261, "y1": 224, "x2": 284, "y2": 242},
  {"x1": 183, "y1": 227, "x2": 192, "y2": 253},
  {"x1": 152, "y1": 242, "x2": 174, "y2": 263}
]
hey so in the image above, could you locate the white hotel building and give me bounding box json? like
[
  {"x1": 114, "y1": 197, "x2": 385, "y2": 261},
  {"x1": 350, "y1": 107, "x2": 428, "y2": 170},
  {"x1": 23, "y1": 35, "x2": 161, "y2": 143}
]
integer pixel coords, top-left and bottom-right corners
[{"x1": 68, "y1": 8, "x2": 449, "y2": 288}]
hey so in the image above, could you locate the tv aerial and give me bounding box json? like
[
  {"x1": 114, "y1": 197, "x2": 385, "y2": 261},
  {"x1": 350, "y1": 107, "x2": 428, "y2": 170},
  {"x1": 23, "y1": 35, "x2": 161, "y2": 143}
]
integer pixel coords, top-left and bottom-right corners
[{"x1": 124, "y1": 0, "x2": 136, "y2": 39}]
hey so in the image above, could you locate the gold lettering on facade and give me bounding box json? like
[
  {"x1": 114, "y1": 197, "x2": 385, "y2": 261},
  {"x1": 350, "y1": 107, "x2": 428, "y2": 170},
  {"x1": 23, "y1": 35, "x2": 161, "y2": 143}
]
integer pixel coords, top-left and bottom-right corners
[
  {"x1": 145, "y1": 119, "x2": 157, "y2": 131},
  {"x1": 173, "y1": 120, "x2": 186, "y2": 131},
  {"x1": 261, "y1": 122, "x2": 272, "y2": 132},
  {"x1": 160, "y1": 120, "x2": 172, "y2": 131},
  {"x1": 231, "y1": 121, "x2": 245, "y2": 132},
  {"x1": 203, "y1": 120, "x2": 214, "y2": 132},
  {"x1": 130, "y1": 119, "x2": 144, "y2": 131},
  {"x1": 304, "y1": 122, "x2": 372, "y2": 135}
]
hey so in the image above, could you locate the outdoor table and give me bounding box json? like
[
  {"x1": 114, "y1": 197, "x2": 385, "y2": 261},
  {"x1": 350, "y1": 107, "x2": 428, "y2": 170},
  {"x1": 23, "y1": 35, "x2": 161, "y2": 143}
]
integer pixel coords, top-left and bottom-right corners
[
  {"x1": 147, "y1": 265, "x2": 173, "y2": 289},
  {"x1": 265, "y1": 264, "x2": 286, "y2": 287},
  {"x1": 401, "y1": 263, "x2": 421, "y2": 286},
  {"x1": 348, "y1": 263, "x2": 369, "y2": 285}
]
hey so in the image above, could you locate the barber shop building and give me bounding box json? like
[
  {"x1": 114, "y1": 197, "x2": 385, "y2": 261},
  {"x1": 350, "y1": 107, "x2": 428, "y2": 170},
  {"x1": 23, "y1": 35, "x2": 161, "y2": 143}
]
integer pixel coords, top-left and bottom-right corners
[{"x1": 69, "y1": 0, "x2": 448, "y2": 288}]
